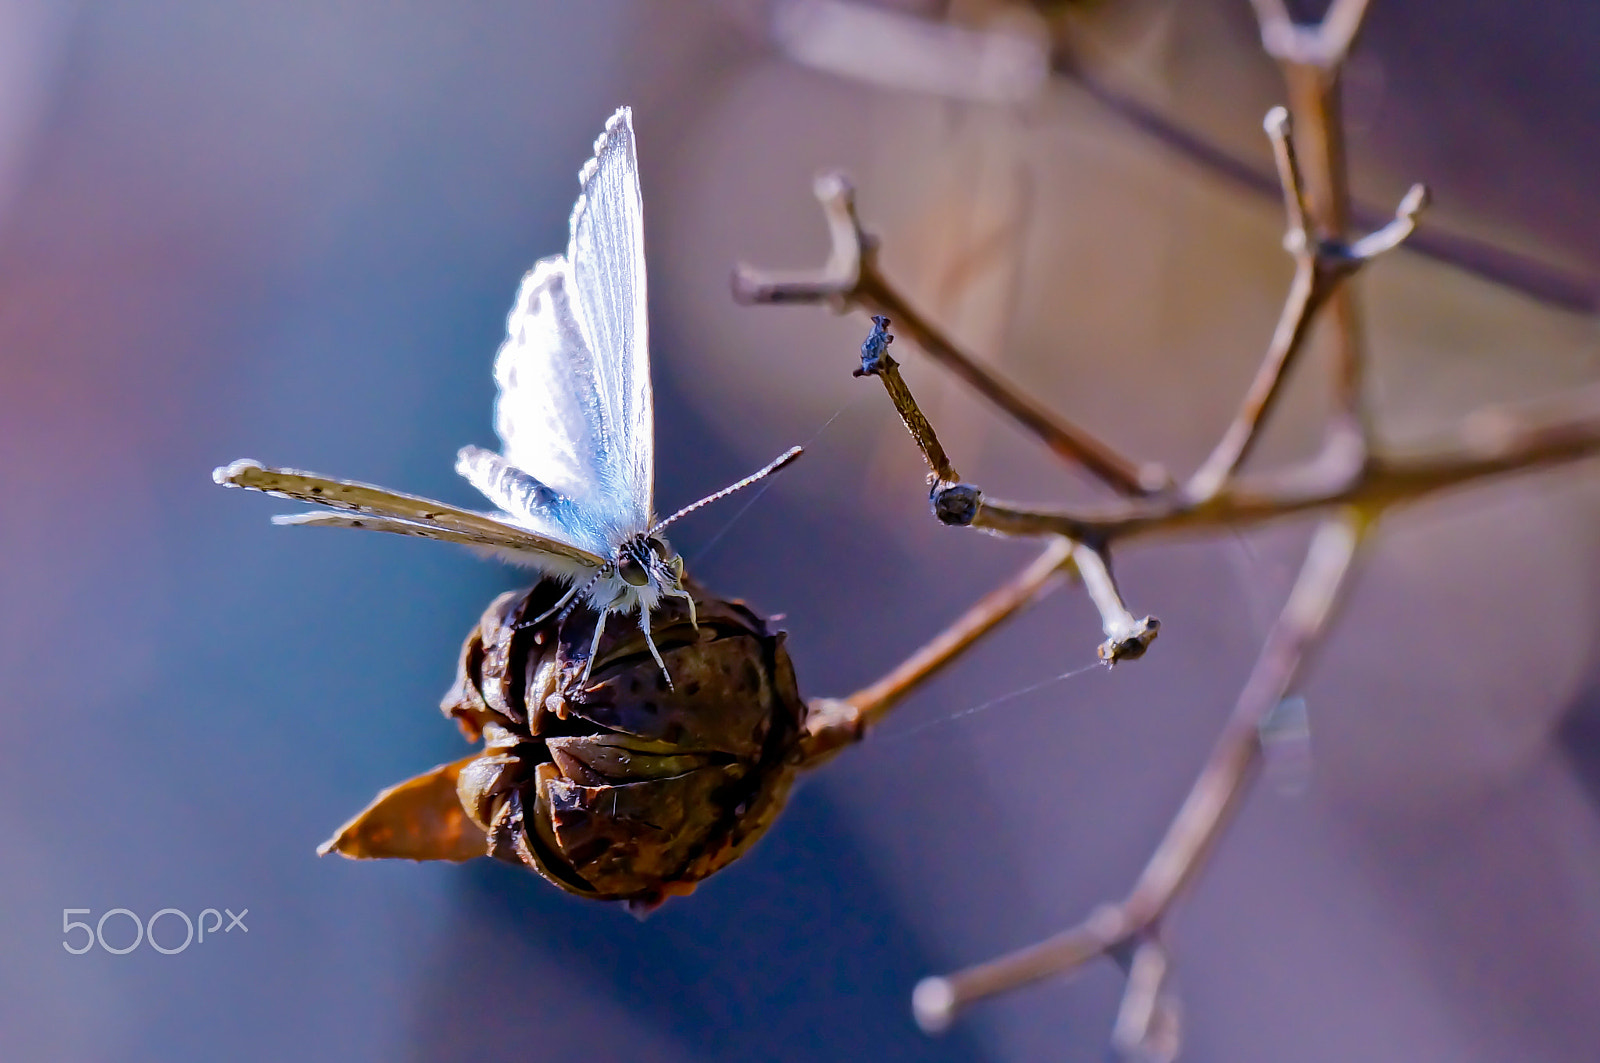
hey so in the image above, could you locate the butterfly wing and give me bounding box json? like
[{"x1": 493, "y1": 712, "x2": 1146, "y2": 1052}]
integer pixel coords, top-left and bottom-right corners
[
  {"x1": 566, "y1": 106, "x2": 652, "y2": 531},
  {"x1": 214, "y1": 460, "x2": 605, "y2": 570},
  {"x1": 487, "y1": 107, "x2": 652, "y2": 547}
]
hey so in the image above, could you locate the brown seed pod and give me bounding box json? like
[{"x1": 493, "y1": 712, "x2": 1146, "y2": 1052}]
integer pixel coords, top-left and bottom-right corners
[{"x1": 321, "y1": 576, "x2": 809, "y2": 913}]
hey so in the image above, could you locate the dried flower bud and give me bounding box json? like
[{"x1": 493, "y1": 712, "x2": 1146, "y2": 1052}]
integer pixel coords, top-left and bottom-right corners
[{"x1": 322, "y1": 577, "x2": 808, "y2": 913}]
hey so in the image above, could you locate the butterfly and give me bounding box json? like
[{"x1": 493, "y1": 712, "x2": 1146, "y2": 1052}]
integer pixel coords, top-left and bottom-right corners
[{"x1": 215, "y1": 106, "x2": 801, "y2": 687}]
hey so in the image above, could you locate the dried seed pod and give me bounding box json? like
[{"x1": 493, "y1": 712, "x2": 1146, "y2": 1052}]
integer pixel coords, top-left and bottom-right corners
[{"x1": 322, "y1": 576, "x2": 808, "y2": 913}]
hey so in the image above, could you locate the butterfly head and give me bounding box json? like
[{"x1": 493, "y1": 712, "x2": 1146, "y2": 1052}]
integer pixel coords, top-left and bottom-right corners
[{"x1": 613, "y1": 533, "x2": 684, "y2": 596}]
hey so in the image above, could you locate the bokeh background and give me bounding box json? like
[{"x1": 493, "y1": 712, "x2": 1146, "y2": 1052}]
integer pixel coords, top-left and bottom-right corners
[{"x1": 3, "y1": 1, "x2": 1599, "y2": 1060}]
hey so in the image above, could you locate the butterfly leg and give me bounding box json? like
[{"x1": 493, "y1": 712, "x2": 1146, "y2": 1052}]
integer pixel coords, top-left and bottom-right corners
[
  {"x1": 637, "y1": 608, "x2": 674, "y2": 690},
  {"x1": 662, "y1": 584, "x2": 698, "y2": 631},
  {"x1": 518, "y1": 578, "x2": 585, "y2": 631},
  {"x1": 577, "y1": 607, "x2": 612, "y2": 689}
]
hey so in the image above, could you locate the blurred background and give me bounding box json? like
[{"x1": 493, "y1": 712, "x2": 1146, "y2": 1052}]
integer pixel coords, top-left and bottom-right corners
[{"x1": 2, "y1": 1, "x2": 1598, "y2": 1060}]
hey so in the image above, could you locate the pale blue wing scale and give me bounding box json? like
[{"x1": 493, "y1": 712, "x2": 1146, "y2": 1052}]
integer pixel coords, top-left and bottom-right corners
[
  {"x1": 472, "y1": 105, "x2": 652, "y2": 548},
  {"x1": 490, "y1": 258, "x2": 627, "y2": 534},
  {"x1": 566, "y1": 105, "x2": 653, "y2": 531},
  {"x1": 454, "y1": 444, "x2": 614, "y2": 558}
]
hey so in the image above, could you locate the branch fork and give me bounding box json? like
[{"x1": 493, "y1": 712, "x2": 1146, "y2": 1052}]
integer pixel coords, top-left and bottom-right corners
[{"x1": 738, "y1": 0, "x2": 1600, "y2": 1054}]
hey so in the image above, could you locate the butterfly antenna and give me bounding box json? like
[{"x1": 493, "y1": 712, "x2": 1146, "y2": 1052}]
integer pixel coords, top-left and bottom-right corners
[{"x1": 649, "y1": 446, "x2": 804, "y2": 536}]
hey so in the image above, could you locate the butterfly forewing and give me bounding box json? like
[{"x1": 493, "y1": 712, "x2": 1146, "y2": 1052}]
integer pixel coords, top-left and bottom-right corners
[
  {"x1": 488, "y1": 106, "x2": 653, "y2": 546},
  {"x1": 214, "y1": 460, "x2": 604, "y2": 567},
  {"x1": 219, "y1": 108, "x2": 660, "y2": 588},
  {"x1": 273, "y1": 511, "x2": 553, "y2": 555},
  {"x1": 565, "y1": 106, "x2": 653, "y2": 532}
]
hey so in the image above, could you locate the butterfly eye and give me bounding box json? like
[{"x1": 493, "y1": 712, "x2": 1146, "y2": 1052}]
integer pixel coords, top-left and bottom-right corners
[
  {"x1": 644, "y1": 537, "x2": 683, "y2": 582},
  {"x1": 617, "y1": 551, "x2": 650, "y2": 587}
]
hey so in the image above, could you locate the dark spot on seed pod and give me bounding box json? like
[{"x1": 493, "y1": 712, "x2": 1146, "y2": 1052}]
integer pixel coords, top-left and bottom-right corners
[
  {"x1": 684, "y1": 680, "x2": 701, "y2": 696},
  {"x1": 566, "y1": 835, "x2": 613, "y2": 867},
  {"x1": 310, "y1": 485, "x2": 323, "y2": 494}
]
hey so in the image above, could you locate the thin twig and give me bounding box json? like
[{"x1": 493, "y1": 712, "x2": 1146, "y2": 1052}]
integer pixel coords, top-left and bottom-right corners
[
  {"x1": 913, "y1": 513, "x2": 1366, "y2": 1028},
  {"x1": 1349, "y1": 184, "x2": 1431, "y2": 260},
  {"x1": 848, "y1": 314, "x2": 1162, "y2": 661},
  {"x1": 854, "y1": 314, "x2": 960, "y2": 485},
  {"x1": 733, "y1": 174, "x2": 1170, "y2": 496},
  {"x1": 1258, "y1": 0, "x2": 1374, "y2": 458},
  {"x1": 1071, "y1": 541, "x2": 1159, "y2": 664},
  {"x1": 797, "y1": 538, "x2": 1079, "y2": 766},
  {"x1": 1110, "y1": 937, "x2": 1181, "y2": 1063},
  {"x1": 1184, "y1": 107, "x2": 1429, "y2": 503},
  {"x1": 1321, "y1": 0, "x2": 1376, "y2": 64},
  {"x1": 1183, "y1": 108, "x2": 1327, "y2": 502},
  {"x1": 1251, "y1": 0, "x2": 1374, "y2": 70},
  {"x1": 965, "y1": 383, "x2": 1600, "y2": 543},
  {"x1": 1048, "y1": 45, "x2": 1599, "y2": 315}
]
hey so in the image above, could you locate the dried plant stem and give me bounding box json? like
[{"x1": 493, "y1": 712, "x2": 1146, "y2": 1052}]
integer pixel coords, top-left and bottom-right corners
[
  {"x1": 798, "y1": 538, "x2": 1078, "y2": 767},
  {"x1": 853, "y1": 315, "x2": 960, "y2": 485},
  {"x1": 733, "y1": 174, "x2": 1169, "y2": 496},
  {"x1": 1253, "y1": 0, "x2": 1371, "y2": 455},
  {"x1": 1048, "y1": 43, "x2": 1599, "y2": 315},
  {"x1": 848, "y1": 315, "x2": 1159, "y2": 660},
  {"x1": 740, "y1": 0, "x2": 1597, "y2": 1053},
  {"x1": 1072, "y1": 542, "x2": 1160, "y2": 663},
  {"x1": 1110, "y1": 937, "x2": 1181, "y2": 1063},
  {"x1": 972, "y1": 380, "x2": 1600, "y2": 543},
  {"x1": 1186, "y1": 108, "x2": 1345, "y2": 501},
  {"x1": 913, "y1": 513, "x2": 1365, "y2": 1030}
]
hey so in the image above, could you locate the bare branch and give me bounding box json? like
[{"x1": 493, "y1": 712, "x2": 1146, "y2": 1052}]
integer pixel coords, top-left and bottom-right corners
[
  {"x1": 1247, "y1": 0, "x2": 1379, "y2": 457},
  {"x1": 1071, "y1": 541, "x2": 1160, "y2": 664},
  {"x1": 1110, "y1": 937, "x2": 1182, "y2": 1063},
  {"x1": 853, "y1": 314, "x2": 960, "y2": 486},
  {"x1": 1184, "y1": 111, "x2": 1429, "y2": 503},
  {"x1": 1320, "y1": 0, "x2": 1376, "y2": 67},
  {"x1": 1348, "y1": 183, "x2": 1431, "y2": 260},
  {"x1": 916, "y1": 513, "x2": 1365, "y2": 1025},
  {"x1": 1266, "y1": 106, "x2": 1312, "y2": 246},
  {"x1": 1048, "y1": 46, "x2": 1599, "y2": 315},
  {"x1": 730, "y1": 172, "x2": 865, "y2": 308},
  {"x1": 1251, "y1": 0, "x2": 1373, "y2": 70},
  {"x1": 739, "y1": 4, "x2": 1595, "y2": 1053},
  {"x1": 1181, "y1": 244, "x2": 1320, "y2": 503},
  {"x1": 956, "y1": 381, "x2": 1600, "y2": 544},
  {"x1": 798, "y1": 538, "x2": 1079, "y2": 767},
  {"x1": 734, "y1": 174, "x2": 1169, "y2": 496},
  {"x1": 1246, "y1": 0, "x2": 1293, "y2": 43}
]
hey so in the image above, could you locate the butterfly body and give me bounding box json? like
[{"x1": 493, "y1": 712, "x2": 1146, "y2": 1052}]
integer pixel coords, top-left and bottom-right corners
[{"x1": 216, "y1": 107, "x2": 796, "y2": 688}]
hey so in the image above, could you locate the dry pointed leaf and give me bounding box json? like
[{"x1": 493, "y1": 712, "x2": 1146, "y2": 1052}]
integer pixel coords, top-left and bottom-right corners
[{"x1": 319, "y1": 755, "x2": 488, "y2": 862}]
